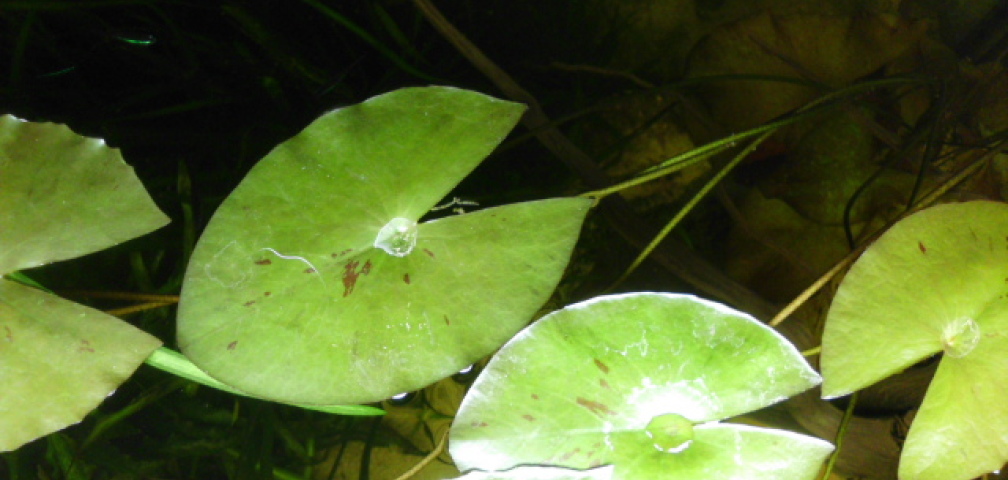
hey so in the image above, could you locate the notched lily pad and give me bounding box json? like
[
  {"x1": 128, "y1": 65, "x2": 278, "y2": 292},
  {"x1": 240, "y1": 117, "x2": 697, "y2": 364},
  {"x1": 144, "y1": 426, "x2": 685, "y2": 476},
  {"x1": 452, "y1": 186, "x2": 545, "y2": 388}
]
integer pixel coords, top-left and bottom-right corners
[
  {"x1": 452, "y1": 465, "x2": 614, "y2": 480},
  {"x1": 450, "y1": 293, "x2": 832, "y2": 480},
  {"x1": 821, "y1": 200, "x2": 1008, "y2": 480},
  {"x1": 178, "y1": 86, "x2": 592, "y2": 405},
  {"x1": 0, "y1": 116, "x2": 167, "y2": 451},
  {"x1": 0, "y1": 115, "x2": 170, "y2": 274},
  {"x1": 0, "y1": 280, "x2": 161, "y2": 451}
]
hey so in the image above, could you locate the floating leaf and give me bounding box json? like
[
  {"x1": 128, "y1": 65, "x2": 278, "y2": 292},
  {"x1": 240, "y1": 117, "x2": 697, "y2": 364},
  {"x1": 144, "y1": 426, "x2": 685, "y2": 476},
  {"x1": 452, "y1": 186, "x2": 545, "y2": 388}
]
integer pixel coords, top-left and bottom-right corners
[
  {"x1": 177, "y1": 87, "x2": 591, "y2": 405},
  {"x1": 0, "y1": 114, "x2": 170, "y2": 274},
  {"x1": 0, "y1": 280, "x2": 161, "y2": 451},
  {"x1": 0, "y1": 116, "x2": 167, "y2": 451},
  {"x1": 450, "y1": 293, "x2": 832, "y2": 480},
  {"x1": 821, "y1": 200, "x2": 1008, "y2": 480},
  {"x1": 452, "y1": 465, "x2": 614, "y2": 480}
]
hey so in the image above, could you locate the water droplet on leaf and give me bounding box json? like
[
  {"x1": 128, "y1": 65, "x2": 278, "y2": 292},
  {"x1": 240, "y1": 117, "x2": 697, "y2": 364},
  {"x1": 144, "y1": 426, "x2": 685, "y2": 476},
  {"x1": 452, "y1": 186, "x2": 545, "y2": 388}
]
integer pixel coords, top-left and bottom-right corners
[
  {"x1": 645, "y1": 413, "x2": 695, "y2": 453},
  {"x1": 942, "y1": 317, "x2": 980, "y2": 358},
  {"x1": 375, "y1": 217, "x2": 418, "y2": 257}
]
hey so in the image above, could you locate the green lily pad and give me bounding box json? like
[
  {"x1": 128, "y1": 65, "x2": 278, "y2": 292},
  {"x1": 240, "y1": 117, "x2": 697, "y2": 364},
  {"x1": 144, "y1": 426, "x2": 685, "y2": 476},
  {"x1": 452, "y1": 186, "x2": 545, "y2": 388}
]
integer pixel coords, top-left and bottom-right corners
[
  {"x1": 0, "y1": 279, "x2": 162, "y2": 451},
  {"x1": 452, "y1": 465, "x2": 614, "y2": 480},
  {"x1": 0, "y1": 116, "x2": 167, "y2": 451},
  {"x1": 177, "y1": 86, "x2": 592, "y2": 405},
  {"x1": 0, "y1": 114, "x2": 170, "y2": 274},
  {"x1": 450, "y1": 293, "x2": 832, "y2": 480},
  {"x1": 821, "y1": 200, "x2": 1008, "y2": 480}
]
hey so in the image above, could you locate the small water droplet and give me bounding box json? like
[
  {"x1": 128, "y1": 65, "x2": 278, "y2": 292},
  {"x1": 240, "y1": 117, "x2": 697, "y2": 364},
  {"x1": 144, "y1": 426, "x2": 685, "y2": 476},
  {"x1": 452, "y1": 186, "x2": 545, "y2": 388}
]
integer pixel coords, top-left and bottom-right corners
[
  {"x1": 942, "y1": 317, "x2": 980, "y2": 358},
  {"x1": 645, "y1": 413, "x2": 694, "y2": 453},
  {"x1": 375, "y1": 217, "x2": 418, "y2": 257}
]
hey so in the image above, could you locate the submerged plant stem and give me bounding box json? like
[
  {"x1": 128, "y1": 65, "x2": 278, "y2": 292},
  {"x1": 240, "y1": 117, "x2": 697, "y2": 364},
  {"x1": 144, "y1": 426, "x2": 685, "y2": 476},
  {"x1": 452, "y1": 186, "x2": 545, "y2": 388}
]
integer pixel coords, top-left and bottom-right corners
[
  {"x1": 821, "y1": 392, "x2": 858, "y2": 480},
  {"x1": 393, "y1": 428, "x2": 450, "y2": 480},
  {"x1": 143, "y1": 348, "x2": 384, "y2": 416},
  {"x1": 608, "y1": 128, "x2": 776, "y2": 290}
]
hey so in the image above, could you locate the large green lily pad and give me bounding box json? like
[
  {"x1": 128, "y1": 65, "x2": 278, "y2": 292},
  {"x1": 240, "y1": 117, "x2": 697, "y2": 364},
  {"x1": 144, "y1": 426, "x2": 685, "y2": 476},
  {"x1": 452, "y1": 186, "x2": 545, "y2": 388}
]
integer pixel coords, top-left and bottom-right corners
[
  {"x1": 0, "y1": 280, "x2": 162, "y2": 451},
  {"x1": 177, "y1": 87, "x2": 592, "y2": 405},
  {"x1": 821, "y1": 200, "x2": 1008, "y2": 480},
  {"x1": 0, "y1": 115, "x2": 167, "y2": 451},
  {"x1": 0, "y1": 114, "x2": 169, "y2": 273},
  {"x1": 451, "y1": 465, "x2": 614, "y2": 480},
  {"x1": 450, "y1": 293, "x2": 832, "y2": 480}
]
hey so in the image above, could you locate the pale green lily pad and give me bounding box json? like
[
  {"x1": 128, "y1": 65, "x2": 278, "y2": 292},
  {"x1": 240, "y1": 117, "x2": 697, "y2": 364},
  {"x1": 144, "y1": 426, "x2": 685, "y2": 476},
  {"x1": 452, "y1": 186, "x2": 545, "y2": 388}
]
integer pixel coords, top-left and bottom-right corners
[
  {"x1": 177, "y1": 86, "x2": 592, "y2": 405},
  {"x1": 821, "y1": 200, "x2": 1008, "y2": 480},
  {"x1": 0, "y1": 116, "x2": 167, "y2": 451},
  {"x1": 452, "y1": 465, "x2": 614, "y2": 480},
  {"x1": 0, "y1": 279, "x2": 161, "y2": 451},
  {"x1": 450, "y1": 293, "x2": 832, "y2": 480},
  {"x1": 0, "y1": 114, "x2": 170, "y2": 274}
]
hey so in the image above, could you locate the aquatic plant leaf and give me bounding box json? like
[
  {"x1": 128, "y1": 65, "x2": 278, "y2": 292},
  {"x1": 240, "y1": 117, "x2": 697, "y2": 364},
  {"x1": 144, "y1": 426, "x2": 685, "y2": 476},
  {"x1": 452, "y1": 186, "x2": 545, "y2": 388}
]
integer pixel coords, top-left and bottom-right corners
[
  {"x1": 821, "y1": 200, "x2": 1008, "y2": 480},
  {"x1": 0, "y1": 279, "x2": 161, "y2": 451},
  {"x1": 451, "y1": 465, "x2": 614, "y2": 480},
  {"x1": 450, "y1": 293, "x2": 831, "y2": 480},
  {"x1": 0, "y1": 116, "x2": 167, "y2": 451},
  {"x1": 178, "y1": 86, "x2": 591, "y2": 405},
  {"x1": 0, "y1": 114, "x2": 170, "y2": 275}
]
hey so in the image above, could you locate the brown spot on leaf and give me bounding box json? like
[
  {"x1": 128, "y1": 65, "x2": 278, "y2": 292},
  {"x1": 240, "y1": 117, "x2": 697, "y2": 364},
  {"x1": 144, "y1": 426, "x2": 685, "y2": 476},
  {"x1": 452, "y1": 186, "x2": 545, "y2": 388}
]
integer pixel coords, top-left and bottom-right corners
[
  {"x1": 79, "y1": 340, "x2": 95, "y2": 353},
  {"x1": 243, "y1": 300, "x2": 256, "y2": 307},
  {"x1": 522, "y1": 414, "x2": 535, "y2": 422},
  {"x1": 593, "y1": 358, "x2": 610, "y2": 374},
  {"x1": 576, "y1": 397, "x2": 615, "y2": 416},
  {"x1": 304, "y1": 268, "x2": 316, "y2": 274},
  {"x1": 3, "y1": 325, "x2": 11, "y2": 342},
  {"x1": 423, "y1": 248, "x2": 435, "y2": 258},
  {"x1": 331, "y1": 249, "x2": 353, "y2": 258},
  {"x1": 600, "y1": 379, "x2": 611, "y2": 389},
  {"x1": 264, "y1": 291, "x2": 272, "y2": 296},
  {"x1": 403, "y1": 273, "x2": 410, "y2": 284},
  {"x1": 444, "y1": 315, "x2": 451, "y2": 326},
  {"x1": 361, "y1": 260, "x2": 373, "y2": 275},
  {"x1": 227, "y1": 341, "x2": 237, "y2": 351},
  {"x1": 560, "y1": 448, "x2": 582, "y2": 461},
  {"x1": 342, "y1": 260, "x2": 360, "y2": 297},
  {"x1": 531, "y1": 393, "x2": 540, "y2": 400},
  {"x1": 918, "y1": 241, "x2": 927, "y2": 254},
  {"x1": 255, "y1": 259, "x2": 272, "y2": 265},
  {"x1": 469, "y1": 421, "x2": 489, "y2": 428}
]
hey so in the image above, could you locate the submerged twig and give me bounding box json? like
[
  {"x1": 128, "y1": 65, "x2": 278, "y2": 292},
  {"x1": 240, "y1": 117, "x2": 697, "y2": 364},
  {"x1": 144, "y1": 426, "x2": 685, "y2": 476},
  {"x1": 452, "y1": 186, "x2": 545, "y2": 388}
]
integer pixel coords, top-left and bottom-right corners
[{"x1": 393, "y1": 428, "x2": 450, "y2": 480}]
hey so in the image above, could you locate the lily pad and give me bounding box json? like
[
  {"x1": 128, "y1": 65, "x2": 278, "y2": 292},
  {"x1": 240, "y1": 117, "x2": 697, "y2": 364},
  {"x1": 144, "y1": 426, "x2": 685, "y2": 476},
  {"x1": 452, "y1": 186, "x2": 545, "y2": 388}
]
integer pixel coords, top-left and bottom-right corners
[
  {"x1": 450, "y1": 293, "x2": 832, "y2": 480},
  {"x1": 177, "y1": 86, "x2": 592, "y2": 405},
  {"x1": 0, "y1": 114, "x2": 170, "y2": 273},
  {"x1": 452, "y1": 465, "x2": 614, "y2": 480},
  {"x1": 0, "y1": 280, "x2": 161, "y2": 452},
  {"x1": 820, "y1": 200, "x2": 1008, "y2": 480},
  {"x1": 0, "y1": 116, "x2": 167, "y2": 451}
]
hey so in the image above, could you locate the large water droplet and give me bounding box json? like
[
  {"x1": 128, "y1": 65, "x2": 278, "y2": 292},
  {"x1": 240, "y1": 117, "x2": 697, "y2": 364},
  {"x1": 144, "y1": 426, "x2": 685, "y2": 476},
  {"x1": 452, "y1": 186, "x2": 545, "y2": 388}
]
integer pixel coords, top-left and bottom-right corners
[
  {"x1": 375, "y1": 217, "x2": 418, "y2": 257},
  {"x1": 645, "y1": 413, "x2": 694, "y2": 453},
  {"x1": 942, "y1": 317, "x2": 980, "y2": 358}
]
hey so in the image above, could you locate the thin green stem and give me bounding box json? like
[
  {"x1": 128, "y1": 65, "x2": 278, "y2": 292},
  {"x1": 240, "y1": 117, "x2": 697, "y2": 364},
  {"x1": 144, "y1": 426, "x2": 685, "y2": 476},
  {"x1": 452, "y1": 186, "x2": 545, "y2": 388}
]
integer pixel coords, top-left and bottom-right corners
[
  {"x1": 821, "y1": 392, "x2": 858, "y2": 480},
  {"x1": 582, "y1": 76, "x2": 930, "y2": 201},
  {"x1": 143, "y1": 347, "x2": 385, "y2": 416},
  {"x1": 298, "y1": 0, "x2": 440, "y2": 82},
  {"x1": 608, "y1": 128, "x2": 776, "y2": 289}
]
